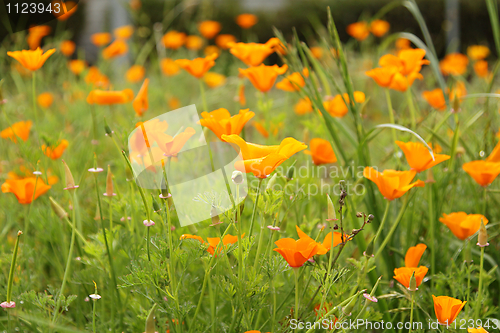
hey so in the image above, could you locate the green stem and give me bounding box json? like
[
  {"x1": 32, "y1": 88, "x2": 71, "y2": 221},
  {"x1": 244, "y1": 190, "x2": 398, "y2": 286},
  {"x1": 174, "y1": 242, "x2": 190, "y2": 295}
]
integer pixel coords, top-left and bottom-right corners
[
  {"x1": 375, "y1": 195, "x2": 410, "y2": 260},
  {"x1": 199, "y1": 79, "x2": 208, "y2": 112},
  {"x1": 374, "y1": 200, "x2": 391, "y2": 243},
  {"x1": 474, "y1": 246, "x2": 486, "y2": 319},
  {"x1": 406, "y1": 88, "x2": 417, "y2": 130},
  {"x1": 294, "y1": 267, "x2": 300, "y2": 328},
  {"x1": 253, "y1": 216, "x2": 266, "y2": 268},
  {"x1": 428, "y1": 183, "x2": 435, "y2": 288},
  {"x1": 92, "y1": 297, "x2": 97, "y2": 333},
  {"x1": 6, "y1": 231, "x2": 22, "y2": 303},
  {"x1": 236, "y1": 185, "x2": 244, "y2": 280},
  {"x1": 248, "y1": 178, "x2": 263, "y2": 237},
  {"x1": 409, "y1": 291, "x2": 415, "y2": 333},
  {"x1": 32, "y1": 72, "x2": 38, "y2": 134},
  {"x1": 385, "y1": 89, "x2": 399, "y2": 154}
]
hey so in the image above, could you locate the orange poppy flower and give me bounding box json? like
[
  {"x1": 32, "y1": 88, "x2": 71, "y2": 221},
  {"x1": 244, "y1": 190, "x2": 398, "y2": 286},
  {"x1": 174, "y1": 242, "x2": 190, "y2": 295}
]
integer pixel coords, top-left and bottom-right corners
[
  {"x1": 462, "y1": 160, "x2": 500, "y2": 187},
  {"x1": 162, "y1": 31, "x2": 186, "y2": 49},
  {"x1": 160, "y1": 58, "x2": 180, "y2": 76},
  {"x1": 238, "y1": 84, "x2": 246, "y2": 106},
  {"x1": 150, "y1": 127, "x2": 196, "y2": 157},
  {"x1": 42, "y1": 139, "x2": 69, "y2": 159},
  {"x1": 467, "y1": 45, "x2": 490, "y2": 61},
  {"x1": 198, "y1": 20, "x2": 221, "y2": 39},
  {"x1": 439, "y1": 212, "x2": 488, "y2": 240},
  {"x1": 346, "y1": 22, "x2": 370, "y2": 41},
  {"x1": 102, "y1": 40, "x2": 128, "y2": 59},
  {"x1": 37, "y1": 92, "x2": 54, "y2": 108},
  {"x1": 133, "y1": 79, "x2": 149, "y2": 117},
  {"x1": 1, "y1": 177, "x2": 51, "y2": 204},
  {"x1": 304, "y1": 138, "x2": 337, "y2": 165},
  {"x1": 468, "y1": 327, "x2": 489, "y2": 333},
  {"x1": 238, "y1": 64, "x2": 288, "y2": 93},
  {"x1": 129, "y1": 119, "x2": 169, "y2": 160},
  {"x1": 404, "y1": 243, "x2": 427, "y2": 267},
  {"x1": 236, "y1": 14, "x2": 258, "y2": 29},
  {"x1": 1, "y1": 121, "x2": 32, "y2": 143},
  {"x1": 86, "y1": 89, "x2": 134, "y2": 105},
  {"x1": 252, "y1": 121, "x2": 283, "y2": 139},
  {"x1": 422, "y1": 88, "x2": 446, "y2": 110},
  {"x1": 432, "y1": 295, "x2": 466, "y2": 325},
  {"x1": 486, "y1": 138, "x2": 500, "y2": 162},
  {"x1": 439, "y1": 53, "x2": 469, "y2": 76},
  {"x1": 370, "y1": 20, "x2": 390, "y2": 37},
  {"x1": 396, "y1": 38, "x2": 411, "y2": 50},
  {"x1": 60, "y1": 40, "x2": 76, "y2": 56},
  {"x1": 228, "y1": 38, "x2": 280, "y2": 66},
  {"x1": 273, "y1": 236, "x2": 321, "y2": 267},
  {"x1": 365, "y1": 66, "x2": 399, "y2": 88},
  {"x1": 91, "y1": 32, "x2": 112, "y2": 47},
  {"x1": 175, "y1": 53, "x2": 218, "y2": 79},
  {"x1": 222, "y1": 134, "x2": 307, "y2": 178},
  {"x1": 125, "y1": 65, "x2": 145, "y2": 83},
  {"x1": 68, "y1": 59, "x2": 86, "y2": 75},
  {"x1": 206, "y1": 234, "x2": 245, "y2": 255},
  {"x1": 204, "y1": 45, "x2": 220, "y2": 57},
  {"x1": 449, "y1": 81, "x2": 467, "y2": 101},
  {"x1": 203, "y1": 72, "x2": 226, "y2": 88},
  {"x1": 7, "y1": 48, "x2": 56, "y2": 71},
  {"x1": 363, "y1": 167, "x2": 425, "y2": 200},
  {"x1": 130, "y1": 0, "x2": 141, "y2": 10},
  {"x1": 295, "y1": 225, "x2": 347, "y2": 255},
  {"x1": 168, "y1": 97, "x2": 181, "y2": 110},
  {"x1": 53, "y1": 1, "x2": 77, "y2": 20},
  {"x1": 294, "y1": 97, "x2": 313, "y2": 115},
  {"x1": 185, "y1": 35, "x2": 204, "y2": 50},
  {"x1": 84, "y1": 67, "x2": 109, "y2": 88},
  {"x1": 200, "y1": 108, "x2": 255, "y2": 141},
  {"x1": 27, "y1": 25, "x2": 51, "y2": 49},
  {"x1": 310, "y1": 46, "x2": 324, "y2": 59},
  {"x1": 215, "y1": 34, "x2": 237, "y2": 49},
  {"x1": 276, "y1": 68, "x2": 309, "y2": 92},
  {"x1": 114, "y1": 25, "x2": 134, "y2": 40},
  {"x1": 323, "y1": 91, "x2": 365, "y2": 118},
  {"x1": 474, "y1": 60, "x2": 489, "y2": 78},
  {"x1": 396, "y1": 141, "x2": 450, "y2": 173},
  {"x1": 252, "y1": 122, "x2": 269, "y2": 138},
  {"x1": 393, "y1": 266, "x2": 428, "y2": 289}
]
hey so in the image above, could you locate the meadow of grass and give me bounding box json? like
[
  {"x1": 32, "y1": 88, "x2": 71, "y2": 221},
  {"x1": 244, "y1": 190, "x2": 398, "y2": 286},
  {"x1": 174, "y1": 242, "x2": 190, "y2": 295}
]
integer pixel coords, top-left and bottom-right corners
[{"x1": 1, "y1": 0, "x2": 500, "y2": 332}]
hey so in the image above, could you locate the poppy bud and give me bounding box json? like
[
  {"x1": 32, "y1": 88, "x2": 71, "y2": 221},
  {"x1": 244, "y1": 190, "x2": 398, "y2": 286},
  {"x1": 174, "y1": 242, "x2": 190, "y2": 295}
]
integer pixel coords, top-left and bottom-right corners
[
  {"x1": 152, "y1": 194, "x2": 161, "y2": 213},
  {"x1": 104, "y1": 165, "x2": 116, "y2": 197},
  {"x1": 94, "y1": 204, "x2": 101, "y2": 220},
  {"x1": 231, "y1": 170, "x2": 244, "y2": 185},
  {"x1": 145, "y1": 303, "x2": 158, "y2": 333},
  {"x1": 364, "y1": 237, "x2": 374, "y2": 257},
  {"x1": 104, "y1": 117, "x2": 113, "y2": 137},
  {"x1": 62, "y1": 160, "x2": 79, "y2": 191},
  {"x1": 286, "y1": 166, "x2": 295, "y2": 181},
  {"x1": 210, "y1": 206, "x2": 221, "y2": 226},
  {"x1": 160, "y1": 177, "x2": 171, "y2": 199},
  {"x1": 266, "y1": 173, "x2": 278, "y2": 191},
  {"x1": 409, "y1": 271, "x2": 417, "y2": 291},
  {"x1": 326, "y1": 194, "x2": 337, "y2": 221},
  {"x1": 477, "y1": 218, "x2": 489, "y2": 247},
  {"x1": 49, "y1": 196, "x2": 68, "y2": 219},
  {"x1": 343, "y1": 293, "x2": 358, "y2": 316}
]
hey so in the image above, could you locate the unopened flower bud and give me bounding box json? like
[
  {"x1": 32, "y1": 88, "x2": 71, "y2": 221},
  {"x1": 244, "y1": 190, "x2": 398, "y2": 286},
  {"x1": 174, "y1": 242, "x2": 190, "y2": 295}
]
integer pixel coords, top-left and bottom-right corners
[
  {"x1": 104, "y1": 165, "x2": 115, "y2": 197},
  {"x1": 231, "y1": 170, "x2": 244, "y2": 185},
  {"x1": 104, "y1": 117, "x2": 112, "y2": 137},
  {"x1": 477, "y1": 219, "x2": 489, "y2": 247},
  {"x1": 62, "y1": 160, "x2": 79, "y2": 191},
  {"x1": 343, "y1": 293, "x2": 358, "y2": 316},
  {"x1": 409, "y1": 271, "x2": 417, "y2": 291},
  {"x1": 152, "y1": 195, "x2": 161, "y2": 213},
  {"x1": 49, "y1": 196, "x2": 68, "y2": 219},
  {"x1": 266, "y1": 173, "x2": 278, "y2": 191},
  {"x1": 326, "y1": 194, "x2": 337, "y2": 221},
  {"x1": 363, "y1": 237, "x2": 374, "y2": 258}
]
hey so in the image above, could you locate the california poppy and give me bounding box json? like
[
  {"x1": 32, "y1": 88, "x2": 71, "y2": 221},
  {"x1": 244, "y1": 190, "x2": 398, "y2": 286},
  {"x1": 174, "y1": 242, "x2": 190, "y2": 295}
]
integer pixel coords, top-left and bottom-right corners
[
  {"x1": 206, "y1": 234, "x2": 245, "y2": 255},
  {"x1": 365, "y1": 66, "x2": 399, "y2": 88},
  {"x1": 114, "y1": 25, "x2": 134, "y2": 40},
  {"x1": 229, "y1": 38, "x2": 280, "y2": 66},
  {"x1": 462, "y1": 160, "x2": 500, "y2": 187},
  {"x1": 203, "y1": 72, "x2": 226, "y2": 88},
  {"x1": 467, "y1": 45, "x2": 490, "y2": 61},
  {"x1": 274, "y1": 236, "x2": 321, "y2": 267},
  {"x1": 295, "y1": 225, "x2": 347, "y2": 254},
  {"x1": 304, "y1": 138, "x2": 337, "y2": 165},
  {"x1": 185, "y1": 35, "x2": 204, "y2": 50},
  {"x1": 7, "y1": 48, "x2": 56, "y2": 71},
  {"x1": 128, "y1": 119, "x2": 169, "y2": 161},
  {"x1": 204, "y1": 45, "x2": 220, "y2": 57},
  {"x1": 215, "y1": 34, "x2": 237, "y2": 49},
  {"x1": 252, "y1": 122, "x2": 269, "y2": 138},
  {"x1": 236, "y1": 14, "x2": 258, "y2": 29},
  {"x1": 363, "y1": 167, "x2": 425, "y2": 200},
  {"x1": 85, "y1": 67, "x2": 109, "y2": 88},
  {"x1": 53, "y1": 1, "x2": 77, "y2": 20},
  {"x1": 125, "y1": 65, "x2": 145, "y2": 83},
  {"x1": 393, "y1": 266, "x2": 428, "y2": 289},
  {"x1": 162, "y1": 30, "x2": 186, "y2": 49},
  {"x1": 175, "y1": 53, "x2": 218, "y2": 78},
  {"x1": 102, "y1": 40, "x2": 128, "y2": 59},
  {"x1": 404, "y1": 243, "x2": 427, "y2": 267},
  {"x1": 310, "y1": 46, "x2": 324, "y2": 59},
  {"x1": 439, "y1": 212, "x2": 489, "y2": 240},
  {"x1": 439, "y1": 53, "x2": 469, "y2": 76},
  {"x1": 222, "y1": 134, "x2": 307, "y2": 178},
  {"x1": 160, "y1": 58, "x2": 180, "y2": 76},
  {"x1": 68, "y1": 59, "x2": 86, "y2": 75},
  {"x1": 1, "y1": 177, "x2": 51, "y2": 204},
  {"x1": 252, "y1": 121, "x2": 282, "y2": 139},
  {"x1": 294, "y1": 97, "x2": 313, "y2": 115},
  {"x1": 37, "y1": 92, "x2": 54, "y2": 108},
  {"x1": 1, "y1": 121, "x2": 32, "y2": 143},
  {"x1": 432, "y1": 295, "x2": 466, "y2": 325},
  {"x1": 86, "y1": 89, "x2": 134, "y2": 105},
  {"x1": 396, "y1": 38, "x2": 411, "y2": 50},
  {"x1": 276, "y1": 68, "x2": 309, "y2": 92},
  {"x1": 168, "y1": 97, "x2": 181, "y2": 110},
  {"x1": 150, "y1": 127, "x2": 196, "y2": 157},
  {"x1": 42, "y1": 139, "x2": 69, "y2": 159},
  {"x1": 396, "y1": 141, "x2": 450, "y2": 173},
  {"x1": 133, "y1": 79, "x2": 149, "y2": 117},
  {"x1": 27, "y1": 25, "x2": 51, "y2": 50},
  {"x1": 91, "y1": 32, "x2": 112, "y2": 47},
  {"x1": 238, "y1": 84, "x2": 246, "y2": 106},
  {"x1": 60, "y1": 40, "x2": 76, "y2": 56},
  {"x1": 238, "y1": 64, "x2": 288, "y2": 93},
  {"x1": 422, "y1": 88, "x2": 446, "y2": 110},
  {"x1": 346, "y1": 22, "x2": 370, "y2": 41},
  {"x1": 370, "y1": 20, "x2": 390, "y2": 37},
  {"x1": 474, "y1": 60, "x2": 489, "y2": 78},
  {"x1": 323, "y1": 91, "x2": 365, "y2": 118},
  {"x1": 200, "y1": 108, "x2": 254, "y2": 141},
  {"x1": 198, "y1": 21, "x2": 221, "y2": 39},
  {"x1": 468, "y1": 327, "x2": 489, "y2": 333}
]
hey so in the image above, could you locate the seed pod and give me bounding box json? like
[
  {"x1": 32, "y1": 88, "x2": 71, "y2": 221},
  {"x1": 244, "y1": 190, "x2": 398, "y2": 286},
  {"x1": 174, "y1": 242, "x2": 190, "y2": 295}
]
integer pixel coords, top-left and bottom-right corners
[
  {"x1": 104, "y1": 117, "x2": 113, "y2": 137},
  {"x1": 49, "y1": 197, "x2": 68, "y2": 219},
  {"x1": 104, "y1": 165, "x2": 115, "y2": 197},
  {"x1": 409, "y1": 271, "x2": 417, "y2": 291},
  {"x1": 326, "y1": 194, "x2": 337, "y2": 221},
  {"x1": 62, "y1": 160, "x2": 78, "y2": 191},
  {"x1": 266, "y1": 173, "x2": 278, "y2": 191},
  {"x1": 477, "y1": 219, "x2": 489, "y2": 247},
  {"x1": 231, "y1": 170, "x2": 244, "y2": 185},
  {"x1": 364, "y1": 237, "x2": 374, "y2": 257}
]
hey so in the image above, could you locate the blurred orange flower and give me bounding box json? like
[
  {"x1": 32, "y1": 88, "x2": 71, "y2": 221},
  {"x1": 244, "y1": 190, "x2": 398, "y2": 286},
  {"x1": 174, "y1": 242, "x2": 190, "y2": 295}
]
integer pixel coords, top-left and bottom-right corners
[
  {"x1": 365, "y1": 66, "x2": 399, "y2": 88},
  {"x1": 2, "y1": 177, "x2": 51, "y2": 204},
  {"x1": 294, "y1": 97, "x2": 313, "y2": 115},
  {"x1": 162, "y1": 31, "x2": 186, "y2": 49},
  {"x1": 462, "y1": 160, "x2": 500, "y2": 187},
  {"x1": 238, "y1": 84, "x2": 246, "y2": 106},
  {"x1": 363, "y1": 167, "x2": 425, "y2": 200},
  {"x1": 168, "y1": 97, "x2": 181, "y2": 110},
  {"x1": 229, "y1": 38, "x2": 280, "y2": 66},
  {"x1": 150, "y1": 127, "x2": 196, "y2": 157},
  {"x1": 130, "y1": 0, "x2": 141, "y2": 10},
  {"x1": 200, "y1": 108, "x2": 255, "y2": 141},
  {"x1": 422, "y1": 88, "x2": 446, "y2": 110},
  {"x1": 449, "y1": 81, "x2": 467, "y2": 101},
  {"x1": 68, "y1": 59, "x2": 86, "y2": 75},
  {"x1": 222, "y1": 134, "x2": 307, "y2": 178},
  {"x1": 53, "y1": 1, "x2": 77, "y2": 20},
  {"x1": 133, "y1": 79, "x2": 149, "y2": 117},
  {"x1": 432, "y1": 296, "x2": 466, "y2": 325},
  {"x1": 347, "y1": 22, "x2": 370, "y2": 41},
  {"x1": 474, "y1": 60, "x2": 489, "y2": 78},
  {"x1": 238, "y1": 64, "x2": 288, "y2": 93},
  {"x1": 323, "y1": 91, "x2": 365, "y2": 117},
  {"x1": 396, "y1": 141, "x2": 450, "y2": 172},
  {"x1": 8, "y1": 47, "x2": 56, "y2": 71},
  {"x1": 204, "y1": 45, "x2": 220, "y2": 57},
  {"x1": 125, "y1": 65, "x2": 145, "y2": 83},
  {"x1": 310, "y1": 46, "x2": 324, "y2": 59},
  {"x1": 304, "y1": 138, "x2": 337, "y2": 165},
  {"x1": 160, "y1": 58, "x2": 180, "y2": 76},
  {"x1": 215, "y1": 34, "x2": 237, "y2": 49},
  {"x1": 102, "y1": 40, "x2": 128, "y2": 59},
  {"x1": 27, "y1": 25, "x2": 51, "y2": 49},
  {"x1": 60, "y1": 40, "x2": 75, "y2": 56},
  {"x1": 91, "y1": 32, "x2": 112, "y2": 47},
  {"x1": 206, "y1": 234, "x2": 244, "y2": 255},
  {"x1": 198, "y1": 20, "x2": 221, "y2": 39},
  {"x1": 185, "y1": 35, "x2": 204, "y2": 50},
  {"x1": 252, "y1": 121, "x2": 283, "y2": 139},
  {"x1": 114, "y1": 25, "x2": 134, "y2": 40},
  {"x1": 42, "y1": 139, "x2": 69, "y2": 159},
  {"x1": 396, "y1": 38, "x2": 411, "y2": 50},
  {"x1": 236, "y1": 14, "x2": 258, "y2": 29},
  {"x1": 85, "y1": 67, "x2": 109, "y2": 88},
  {"x1": 370, "y1": 20, "x2": 390, "y2": 37},
  {"x1": 203, "y1": 72, "x2": 226, "y2": 88},
  {"x1": 439, "y1": 212, "x2": 488, "y2": 240},
  {"x1": 273, "y1": 236, "x2": 321, "y2": 267},
  {"x1": 467, "y1": 45, "x2": 490, "y2": 60},
  {"x1": 175, "y1": 53, "x2": 218, "y2": 78},
  {"x1": 37, "y1": 92, "x2": 54, "y2": 108},
  {"x1": 86, "y1": 89, "x2": 134, "y2": 105},
  {"x1": 252, "y1": 122, "x2": 269, "y2": 138},
  {"x1": 439, "y1": 53, "x2": 469, "y2": 76},
  {"x1": 276, "y1": 68, "x2": 309, "y2": 92},
  {"x1": 1, "y1": 121, "x2": 32, "y2": 143}
]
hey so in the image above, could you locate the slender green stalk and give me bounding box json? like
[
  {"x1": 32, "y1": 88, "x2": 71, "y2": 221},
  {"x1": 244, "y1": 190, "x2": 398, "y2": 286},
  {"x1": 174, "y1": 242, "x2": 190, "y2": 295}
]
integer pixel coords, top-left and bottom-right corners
[
  {"x1": 474, "y1": 246, "x2": 486, "y2": 319},
  {"x1": 199, "y1": 79, "x2": 208, "y2": 112},
  {"x1": 236, "y1": 184, "x2": 244, "y2": 280},
  {"x1": 409, "y1": 291, "x2": 415, "y2": 333},
  {"x1": 293, "y1": 267, "x2": 300, "y2": 328},
  {"x1": 375, "y1": 195, "x2": 410, "y2": 260},
  {"x1": 248, "y1": 178, "x2": 263, "y2": 237},
  {"x1": 374, "y1": 200, "x2": 391, "y2": 243},
  {"x1": 428, "y1": 183, "x2": 435, "y2": 288},
  {"x1": 25, "y1": 172, "x2": 39, "y2": 237},
  {"x1": 406, "y1": 88, "x2": 417, "y2": 130},
  {"x1": 92, "y1": 296, "x2": 97, "y2": 333},
  {"x1": 6, "y1": 230, "x2": 22, "y2": 303},
  {"x1": 253, "y1": 216, "x2": 266, "y2": 268},
  {"x1": 32, "y1": 71, "x2": 38, "y2": 132},
  {"x1": 384, "y1": 89, "x2": 399, "y2": 153},
  {"x1": 90, "y1": 105, "x2": 97, "y2": 142}
]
